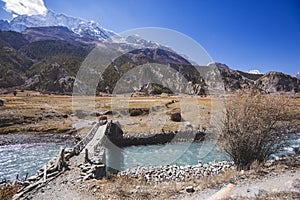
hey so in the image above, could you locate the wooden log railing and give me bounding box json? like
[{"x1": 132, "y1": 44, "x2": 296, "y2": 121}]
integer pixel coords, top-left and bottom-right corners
[{"x1": 73, "y1": 123, "x2": 100, "y2": 155}]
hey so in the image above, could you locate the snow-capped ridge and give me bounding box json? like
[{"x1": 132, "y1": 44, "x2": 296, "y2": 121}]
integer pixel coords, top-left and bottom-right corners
[
  {"x1": 7, "y1": 10, "x2": 116, "y2": 40},
  {"x1": 296, "y1": 71, "x2": 300, "y2": 80},
  {"x1": 248, "y1": 69, "x2": 262, "y2": 74}
]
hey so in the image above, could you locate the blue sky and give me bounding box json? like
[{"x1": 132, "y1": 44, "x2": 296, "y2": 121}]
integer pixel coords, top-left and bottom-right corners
[{"x1": 0, "y1": 0, "x2": 299, "y2": 75}]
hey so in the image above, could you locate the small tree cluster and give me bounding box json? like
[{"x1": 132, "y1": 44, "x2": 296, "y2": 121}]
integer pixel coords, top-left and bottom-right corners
[{"x1": 219, "y1": 94, "x2": 293, "y2": 170}]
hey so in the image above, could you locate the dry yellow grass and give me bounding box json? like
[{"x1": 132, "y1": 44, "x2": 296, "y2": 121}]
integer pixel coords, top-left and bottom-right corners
[
  {"x1": 0, "y1": 91, "x2": 299, "y2": 135},
  {"x1": 0, "y1": 91, "x2": 215, "y2": 134}
]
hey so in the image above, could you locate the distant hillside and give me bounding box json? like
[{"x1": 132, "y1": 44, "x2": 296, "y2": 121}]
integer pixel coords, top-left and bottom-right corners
[
  {"x1": 23, "y1": 26, "x2": 80, "y2": 43},
  {"x1": 24, "y1": 40, "x2": 89, "y2": 60},
  {"x1": 0, "y1": 28, "x2": 92, "y2": 93},
  {"x1": 255, "y1": 72, "x2": 299, "y2": 93},
  {"x1": 0, "y1": 28, "x2": 298, "y2": 95},
  {"x1": 0, "y1": 28, "x2": 206, "y2": 94},
  {"x1": 0, "y1": 32, "x2": 32, "y2": 88},
  {"x1": 217, "y1": 67, "x2": 299, "y2": 93},
  {"x1": 0, "y1": 30, "x2": 29, "y2": 50}
]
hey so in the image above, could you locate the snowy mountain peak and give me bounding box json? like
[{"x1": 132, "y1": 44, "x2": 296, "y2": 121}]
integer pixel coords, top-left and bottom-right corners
[
  {"x1": 248, "y1": 69, "x2": 262, "y2": 74},
  {"x1": 296, "y1": 71, "x2": 300, "y2": 80},
  {"x1": 7, "y1": 10, "x2": 115, "y2": 40}
]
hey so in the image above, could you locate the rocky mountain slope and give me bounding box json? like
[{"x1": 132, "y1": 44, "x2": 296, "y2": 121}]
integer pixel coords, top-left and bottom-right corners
[
  {"x1": 0, "y1": 27, "x2": 206, "y2": 95},
  {"x1": 22, "y1": 26, "x2": 82, "y2": 43},
  {"x1": 255, "y1": 71, "x2": 299, "y2": 93},
  {"x1": 217, "y1": 66, "x2": 299, "y2": 93},
  {"x1": 0, "y1": 25, "x2": 298, "y2": 95}
]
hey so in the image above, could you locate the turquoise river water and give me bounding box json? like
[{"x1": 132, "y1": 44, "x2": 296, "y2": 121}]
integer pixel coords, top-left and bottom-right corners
[{"x1": 1, "y1": 133, "x2": 299, "y2": 181}]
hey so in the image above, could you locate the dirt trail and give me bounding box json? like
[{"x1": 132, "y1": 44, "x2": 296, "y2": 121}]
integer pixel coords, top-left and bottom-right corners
[
  {"x1": 20, "y1": 155, "x2": 300, "y2": 200},
  {"x1": 180, "y1": 170, "x2": 300, "y2": 199},
  {"x1": 26, "y1": 152, "x2": 92, "y2": 200}
]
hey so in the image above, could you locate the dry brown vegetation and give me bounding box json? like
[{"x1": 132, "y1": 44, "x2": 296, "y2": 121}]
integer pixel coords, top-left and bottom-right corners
[
  {"x1": 219, "y1": 93, "x2": 299, "y2": 170},
  {"x1": 82, "y1": 171, "x2": 234, "y2": 199},
  {"x1": 0, "y1": 90, "x2": 215, "y2": 135},
  {"x1": 0, "y1": 91, "x2": 75, "y2": 135},
  {"x1": 0, "y1": 184, "x2": 19, "y2": 200}
]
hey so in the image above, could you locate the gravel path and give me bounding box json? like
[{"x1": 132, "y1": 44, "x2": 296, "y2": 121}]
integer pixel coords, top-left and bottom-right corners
[
  {"x1": 180, "y1": 170, "x2": 300, "y2": 199},
  {"x1": 228, "y1": 170, "x2": 300, "y2": 198},
  {"x1": 27, "y1": 164, "x2": 300, "y2": 200}
]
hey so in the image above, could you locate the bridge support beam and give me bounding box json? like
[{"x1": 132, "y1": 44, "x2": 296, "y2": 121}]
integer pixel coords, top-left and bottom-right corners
[
  {"x1": 85, "y1": 149, "x2": 89, "y2": 163},
  {"x1": 94, "y1": 164, "x2": 106, "y2": 179}
]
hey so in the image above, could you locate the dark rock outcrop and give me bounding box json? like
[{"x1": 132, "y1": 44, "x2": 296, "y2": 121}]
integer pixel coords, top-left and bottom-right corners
[
  {"x1": 170, "y1": 112, "x2": 181, "y2": 122},
  {"x1": 129, "y1": 108, "x2": 149, "y2": 116}
]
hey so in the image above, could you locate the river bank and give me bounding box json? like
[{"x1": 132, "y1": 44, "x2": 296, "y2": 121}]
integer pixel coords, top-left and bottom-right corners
[
  {"x1": 118, "y1": 160, "x2": 235, "y2": 183},
  {"x1": 1, "y1": 130, "x2": 298, "y2": 183},
  {"x1": 0, "y1": 133, "x2": 78, "y2": 146},
  {"x1": 1, "y1": 122, "x2": 299, "y2": 199},
  {"x1": 15, "y1": 153, "x2": 300, "y2": 200}
]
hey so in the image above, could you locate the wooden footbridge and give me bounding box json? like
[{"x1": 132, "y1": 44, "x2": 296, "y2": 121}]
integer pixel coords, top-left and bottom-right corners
[{"x1": 13, "y1": 121, "x2": 123, "y2": 199}]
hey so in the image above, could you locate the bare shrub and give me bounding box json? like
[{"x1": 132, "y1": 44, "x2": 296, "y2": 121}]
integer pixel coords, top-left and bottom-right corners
[
  {"x1": 0, "y1": 184, "x2": 19, "y2": 200},
  {"x1": 219, "y1": 94, "x2": 294, "y2": 170}
]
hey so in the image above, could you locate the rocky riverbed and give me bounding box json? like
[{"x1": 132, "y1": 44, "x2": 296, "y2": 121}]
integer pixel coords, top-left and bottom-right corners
[
  {"x1": 118, "y1": 160, "x2": 235, "y2": 183},
  {"x1": 0, "y1": 133, "x2": 78, "y2": 146},
  {"x1": 5, "y1": 150, "x2": 300, "y2": 200}
]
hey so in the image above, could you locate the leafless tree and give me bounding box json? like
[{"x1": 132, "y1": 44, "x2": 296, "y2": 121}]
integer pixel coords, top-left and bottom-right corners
[{"x1": 219, "y1": 94, "x2": 293, "y2": 170}]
